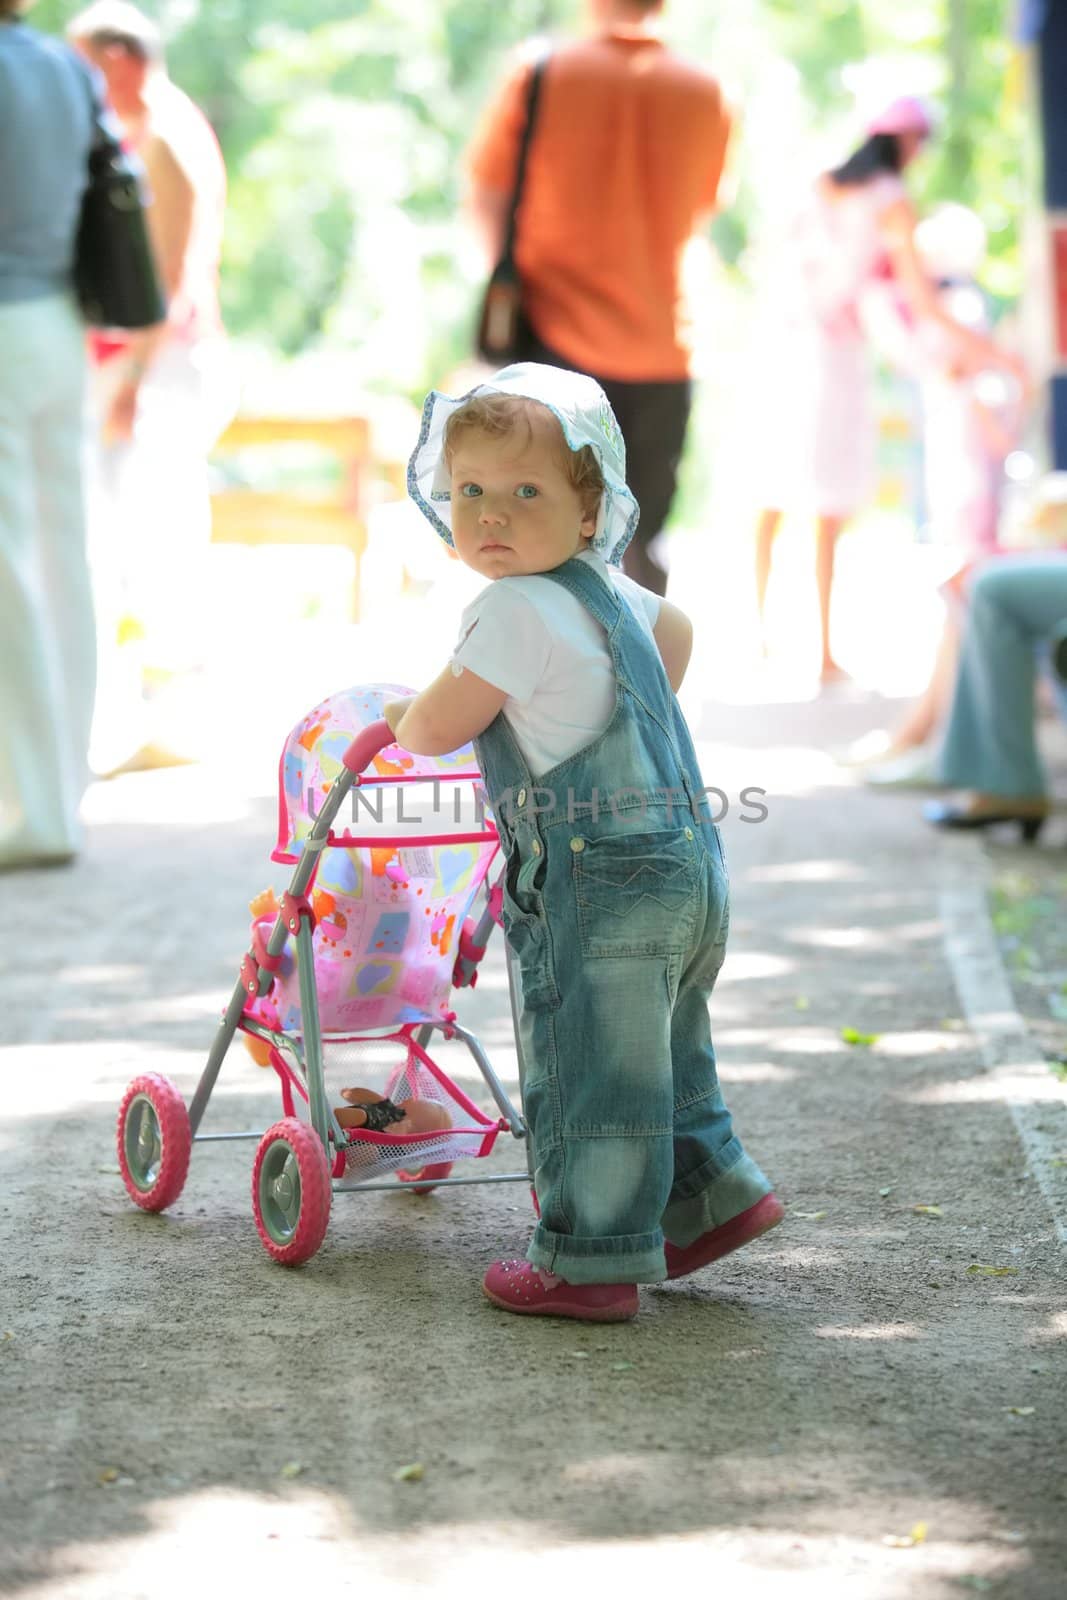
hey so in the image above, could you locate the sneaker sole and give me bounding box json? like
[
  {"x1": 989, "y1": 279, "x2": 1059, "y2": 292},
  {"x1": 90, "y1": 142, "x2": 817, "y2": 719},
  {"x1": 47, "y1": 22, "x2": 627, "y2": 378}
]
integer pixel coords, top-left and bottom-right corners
[
  {"x1": 482, "y1": 1284, "x2": 639, "y2": 1322},
  {"x1": 665, "y1": 1194, "x2": 786, "y2": 1280}
]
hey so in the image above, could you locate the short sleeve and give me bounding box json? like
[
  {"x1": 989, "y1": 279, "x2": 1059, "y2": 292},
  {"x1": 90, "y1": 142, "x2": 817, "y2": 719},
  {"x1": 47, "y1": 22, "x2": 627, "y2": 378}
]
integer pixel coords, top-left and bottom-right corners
[
  {"x1": 451, "y1": 583, "x2": 552, "y2": 702},
  {"x1": 465, "y1": 57, "x2": 533, "y2": 194},
  {"x1": 612, "y1": 570, "x2": 661, "y2": 637}
]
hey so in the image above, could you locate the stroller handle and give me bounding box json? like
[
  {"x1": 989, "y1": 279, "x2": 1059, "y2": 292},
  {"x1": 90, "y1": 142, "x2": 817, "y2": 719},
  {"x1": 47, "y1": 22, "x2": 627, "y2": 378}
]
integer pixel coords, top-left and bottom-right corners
[{"x1": 342, "y1": 719, "x2": 399, "y2": 778}]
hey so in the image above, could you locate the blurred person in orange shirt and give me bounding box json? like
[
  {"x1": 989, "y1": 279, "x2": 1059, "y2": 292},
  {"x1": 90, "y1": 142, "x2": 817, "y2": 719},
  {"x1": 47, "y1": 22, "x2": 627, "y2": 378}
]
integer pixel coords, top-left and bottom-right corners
[
  {"x1": 465, "y1": 0, "x2": 733, "y2": 597},
  {"x1": 68, "y1": 1, "x2": 237, "y2": 773}
]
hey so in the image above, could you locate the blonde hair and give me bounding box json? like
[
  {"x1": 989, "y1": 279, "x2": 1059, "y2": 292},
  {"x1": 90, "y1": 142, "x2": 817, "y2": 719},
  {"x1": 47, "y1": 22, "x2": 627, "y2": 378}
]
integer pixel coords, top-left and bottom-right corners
[{"x1": 443, "y1": 394, "x2": 604, "y2": 522}]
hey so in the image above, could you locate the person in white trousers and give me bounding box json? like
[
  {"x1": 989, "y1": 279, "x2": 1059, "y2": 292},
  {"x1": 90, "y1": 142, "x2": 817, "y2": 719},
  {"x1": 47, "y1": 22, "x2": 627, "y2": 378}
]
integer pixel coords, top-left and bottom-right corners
[
  {"x1": 0, "y1": 2, "x2": 97, "y2": 869},
  {"x1": 68, "y1": 2, "x2": 235, "y2": 774}
]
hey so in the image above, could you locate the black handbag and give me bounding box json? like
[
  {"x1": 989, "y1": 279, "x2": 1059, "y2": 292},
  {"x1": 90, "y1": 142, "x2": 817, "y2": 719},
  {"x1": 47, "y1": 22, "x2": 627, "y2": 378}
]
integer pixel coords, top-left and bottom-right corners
[
  {"x1": 74, "y1": 78, "x2": 166, "y2": 330},
  {"x1": 474, "y1": 49, "x2": 549, "y2": 365},
  {"x1": 1052, "y1": 619, "x2": 1067, "y2": 686}
]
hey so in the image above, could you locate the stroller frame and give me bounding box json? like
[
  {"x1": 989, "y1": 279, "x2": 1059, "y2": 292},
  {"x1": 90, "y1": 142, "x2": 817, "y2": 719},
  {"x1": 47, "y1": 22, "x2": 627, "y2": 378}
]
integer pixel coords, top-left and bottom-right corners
[{"x1": 116, "y1": 720, "x2": 532, "y2": 1263}]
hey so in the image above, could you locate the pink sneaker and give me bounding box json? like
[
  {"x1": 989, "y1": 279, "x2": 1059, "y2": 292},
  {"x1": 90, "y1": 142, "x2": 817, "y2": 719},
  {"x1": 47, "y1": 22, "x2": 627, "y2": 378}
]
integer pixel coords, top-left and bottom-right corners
[
  {"x1": 663, "y1": 1193, "x2": 785, "y2": 1281},
  {"x1": 482, "y1": 1259, "x2": 639, "y2": 1321}
]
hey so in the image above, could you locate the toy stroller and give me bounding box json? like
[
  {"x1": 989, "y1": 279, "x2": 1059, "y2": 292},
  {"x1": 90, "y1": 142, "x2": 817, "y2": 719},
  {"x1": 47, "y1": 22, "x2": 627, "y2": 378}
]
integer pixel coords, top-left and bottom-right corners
[{"x1": 115, "y1": 684, "x2": 529, "y2": 1264}]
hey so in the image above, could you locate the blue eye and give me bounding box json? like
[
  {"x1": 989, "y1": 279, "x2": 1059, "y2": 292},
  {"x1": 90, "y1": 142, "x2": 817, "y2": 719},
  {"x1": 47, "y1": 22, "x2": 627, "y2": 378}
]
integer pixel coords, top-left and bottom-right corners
[
  {"x1": 459, "y1": 483, "x2": 482, "y2": 498},
  {"x1": 515, "y1": 484, "x2": 538, "y2": 499}
]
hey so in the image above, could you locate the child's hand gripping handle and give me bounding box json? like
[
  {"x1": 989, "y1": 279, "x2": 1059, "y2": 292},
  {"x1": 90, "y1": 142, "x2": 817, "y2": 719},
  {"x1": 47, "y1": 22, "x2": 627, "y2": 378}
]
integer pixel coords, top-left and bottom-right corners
[{"x1": 342, "y1": 720, "x2": 400, "y2": 777}]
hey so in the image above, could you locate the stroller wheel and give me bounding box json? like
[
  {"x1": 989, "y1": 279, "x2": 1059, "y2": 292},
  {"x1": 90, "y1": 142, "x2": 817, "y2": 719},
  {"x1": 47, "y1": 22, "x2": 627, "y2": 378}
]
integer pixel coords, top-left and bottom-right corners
[
  {"x1": 116, "y1": 1074, "x2": 192, "y2": 1213},
  {"x1": 252, "y1": 1118, "x2": 331, "y2": 1266},
  {"x1": 396, "y1": 1161, "x2": 454, "y2": 1196}
]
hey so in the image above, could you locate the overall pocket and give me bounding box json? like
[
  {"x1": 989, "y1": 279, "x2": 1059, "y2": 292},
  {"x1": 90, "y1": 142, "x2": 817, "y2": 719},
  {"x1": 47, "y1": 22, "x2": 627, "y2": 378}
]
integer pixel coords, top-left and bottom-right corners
[
  {"x1": 505, "y1": 909, "x2": 560, "y2": 1011},
  {"x1": 502, "y1": 852, "x2": 559, "y2": 1011},
  {"x1": 572, "y1": 830, "x2": 698, "y2": 958}
]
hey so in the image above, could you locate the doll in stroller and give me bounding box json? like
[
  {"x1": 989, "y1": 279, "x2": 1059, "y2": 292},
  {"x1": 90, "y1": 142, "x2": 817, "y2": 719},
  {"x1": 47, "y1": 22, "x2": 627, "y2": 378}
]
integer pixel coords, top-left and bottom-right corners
[{"x1": 114, "y1": 684, "x2": 529, "y2": 1264}]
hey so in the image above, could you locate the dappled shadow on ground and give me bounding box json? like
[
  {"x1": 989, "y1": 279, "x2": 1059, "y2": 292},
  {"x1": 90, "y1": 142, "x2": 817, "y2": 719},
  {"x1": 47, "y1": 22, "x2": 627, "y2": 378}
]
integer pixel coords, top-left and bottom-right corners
[
  {"x1": 3, "y1": 1064, "x2": 1062, "y2": 1597},
  {"x1": 3, "y1": 732, "x2": 1066, "y2": 1597}
]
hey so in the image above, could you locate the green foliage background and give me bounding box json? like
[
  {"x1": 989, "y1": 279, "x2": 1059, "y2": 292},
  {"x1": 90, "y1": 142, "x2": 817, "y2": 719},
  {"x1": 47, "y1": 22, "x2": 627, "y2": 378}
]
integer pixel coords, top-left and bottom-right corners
[{"x1": 37, "y1": 0, "x2": 1025, "y2": 401}]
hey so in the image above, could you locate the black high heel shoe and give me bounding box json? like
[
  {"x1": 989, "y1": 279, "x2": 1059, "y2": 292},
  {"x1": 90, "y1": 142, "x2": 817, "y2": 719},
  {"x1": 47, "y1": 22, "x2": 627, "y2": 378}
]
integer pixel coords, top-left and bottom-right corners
[{"x1": 923, "y1": 800, "x2": 1048, "y2": 843}]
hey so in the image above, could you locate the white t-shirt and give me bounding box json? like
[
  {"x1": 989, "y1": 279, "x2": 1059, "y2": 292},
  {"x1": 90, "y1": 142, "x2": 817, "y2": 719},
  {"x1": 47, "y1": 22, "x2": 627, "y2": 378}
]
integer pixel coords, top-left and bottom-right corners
[{"x1": 450, "y1": 549, "x2": 662, "y2": 778}]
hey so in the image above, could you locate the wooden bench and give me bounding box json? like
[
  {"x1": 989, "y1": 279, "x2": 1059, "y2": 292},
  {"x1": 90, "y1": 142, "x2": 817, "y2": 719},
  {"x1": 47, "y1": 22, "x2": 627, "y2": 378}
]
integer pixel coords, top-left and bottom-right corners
[{"x1": 209, "y1": 415, "x2": 372, "y2": 619}]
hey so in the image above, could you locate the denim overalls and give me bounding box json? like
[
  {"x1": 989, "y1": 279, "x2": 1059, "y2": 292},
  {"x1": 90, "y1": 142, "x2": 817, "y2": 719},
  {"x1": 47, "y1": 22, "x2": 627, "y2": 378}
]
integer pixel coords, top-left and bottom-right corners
[{"x1": 475, "y1": 557, "x2": 772, "y2": 1283}]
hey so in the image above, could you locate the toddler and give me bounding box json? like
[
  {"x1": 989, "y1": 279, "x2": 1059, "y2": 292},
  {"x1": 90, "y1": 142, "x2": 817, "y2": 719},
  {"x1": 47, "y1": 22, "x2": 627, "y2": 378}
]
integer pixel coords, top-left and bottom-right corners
[
  {"x1": 914, "y1": 204, "x2": 1019, "y2": 566},
  {"x1": 387, "y1": 363, "x2": 782, "y2": 1322}
]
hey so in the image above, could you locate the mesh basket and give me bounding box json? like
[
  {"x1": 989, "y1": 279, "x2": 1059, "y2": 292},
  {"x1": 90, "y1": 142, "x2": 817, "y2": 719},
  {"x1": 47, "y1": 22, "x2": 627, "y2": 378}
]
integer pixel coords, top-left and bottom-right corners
[{"x1": 319, "y1": 1031, "x2": 502, "y2": 1184}]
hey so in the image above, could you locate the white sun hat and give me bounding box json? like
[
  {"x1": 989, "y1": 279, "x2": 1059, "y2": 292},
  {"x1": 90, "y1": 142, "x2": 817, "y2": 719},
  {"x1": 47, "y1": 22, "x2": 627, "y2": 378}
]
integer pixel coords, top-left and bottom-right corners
[{"x1": 406, "y1": 362, "x2": 640, "y2": 566}]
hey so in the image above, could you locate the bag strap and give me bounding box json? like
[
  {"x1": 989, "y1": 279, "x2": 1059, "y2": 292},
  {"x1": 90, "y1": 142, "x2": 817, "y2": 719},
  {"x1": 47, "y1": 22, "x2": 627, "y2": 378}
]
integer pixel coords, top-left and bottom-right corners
[
  {"x1": 75, "y1": 54, "x2": 124, "y2": 164},
  {"x1": 499, "y1": 46, "x2": 550, "y2": 268}
]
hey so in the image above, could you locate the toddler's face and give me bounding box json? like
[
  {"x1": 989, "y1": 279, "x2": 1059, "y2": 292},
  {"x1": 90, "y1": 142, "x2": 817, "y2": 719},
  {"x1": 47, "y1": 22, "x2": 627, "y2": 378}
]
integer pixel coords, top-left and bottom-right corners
[{"x1": 448, "y1": 409, "x2": 597, "y2": 581}]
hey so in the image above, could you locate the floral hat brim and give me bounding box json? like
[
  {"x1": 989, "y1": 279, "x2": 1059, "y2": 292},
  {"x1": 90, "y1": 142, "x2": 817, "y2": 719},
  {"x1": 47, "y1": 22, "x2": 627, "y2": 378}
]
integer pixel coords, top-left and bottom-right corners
[{"x1": 406, "y1": 362, "x2": 640, "y2": 567}]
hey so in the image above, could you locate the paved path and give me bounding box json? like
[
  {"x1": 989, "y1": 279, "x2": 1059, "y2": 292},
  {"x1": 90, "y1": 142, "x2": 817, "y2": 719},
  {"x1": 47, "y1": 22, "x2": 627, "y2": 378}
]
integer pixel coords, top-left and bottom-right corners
[{"x1": 2, "y1": 531, "x2": 1065, "y2": 1599}]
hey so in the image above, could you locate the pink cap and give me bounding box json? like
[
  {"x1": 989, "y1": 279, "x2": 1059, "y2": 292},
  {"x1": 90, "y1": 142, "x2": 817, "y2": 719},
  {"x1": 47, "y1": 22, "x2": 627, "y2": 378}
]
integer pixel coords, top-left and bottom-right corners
[{"x1": 866, "y1": 95, "x2": 934, "y2": 139}]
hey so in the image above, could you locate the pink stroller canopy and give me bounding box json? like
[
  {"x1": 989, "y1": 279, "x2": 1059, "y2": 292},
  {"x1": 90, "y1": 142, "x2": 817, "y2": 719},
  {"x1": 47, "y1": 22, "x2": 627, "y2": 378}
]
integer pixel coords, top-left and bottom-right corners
[
  {"x1": 274, "y1": 683, "x2": 481, "y2": 863},
  {"x1": 264, "y1": 684, "x2": 499, "y2": 1033}
]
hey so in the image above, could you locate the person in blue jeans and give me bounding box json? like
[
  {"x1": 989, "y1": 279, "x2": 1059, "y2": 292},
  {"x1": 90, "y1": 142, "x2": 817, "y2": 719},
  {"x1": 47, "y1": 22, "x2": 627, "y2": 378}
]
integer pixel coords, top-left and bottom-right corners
[
  {"x1": 925, "y1": 553, "x2": 1067, "y2": 842},
  {"x1": 386, "y1": 362, "x2": 782, "y2": 1322}
]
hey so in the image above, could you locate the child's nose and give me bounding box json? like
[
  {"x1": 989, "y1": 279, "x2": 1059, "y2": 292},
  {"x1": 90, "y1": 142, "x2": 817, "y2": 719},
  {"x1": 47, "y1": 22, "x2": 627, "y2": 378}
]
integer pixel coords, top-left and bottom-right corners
[{"x1": 478, "y1": 500, "x2": 508, "y2": 526}]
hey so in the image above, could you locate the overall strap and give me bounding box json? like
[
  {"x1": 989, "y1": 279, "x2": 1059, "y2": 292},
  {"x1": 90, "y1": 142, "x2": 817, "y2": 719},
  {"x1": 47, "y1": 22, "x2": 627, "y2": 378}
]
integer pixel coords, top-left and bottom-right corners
[
  {"x1": 546, "y1": 561, "x2": 709, "y2": 816},
  {"x1": 543, "y1": 555, "x2": 672, "y2": 718},
  {"x1": 541, "y1": 556, "x2": 624, "y2": 635},
  {"x1": 473, "y1": 706, "x2": 537, "y2": 856}
]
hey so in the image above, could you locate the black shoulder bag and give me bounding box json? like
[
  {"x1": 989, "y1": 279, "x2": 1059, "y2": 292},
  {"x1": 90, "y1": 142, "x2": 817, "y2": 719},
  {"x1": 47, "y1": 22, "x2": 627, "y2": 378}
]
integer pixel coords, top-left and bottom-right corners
[
  {"x1": 474, "y1": 49, "x2": 549, "y2": 365},
  {"x1": 74, "y1": 71, "x2": 166, "y2": 330}
]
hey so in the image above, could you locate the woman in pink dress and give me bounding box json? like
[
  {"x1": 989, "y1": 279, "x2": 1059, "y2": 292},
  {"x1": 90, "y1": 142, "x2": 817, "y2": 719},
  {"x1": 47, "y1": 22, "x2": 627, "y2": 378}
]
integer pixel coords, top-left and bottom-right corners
[{"x1": 753, "y1": 97, "x2": 1022, "y2": 683}]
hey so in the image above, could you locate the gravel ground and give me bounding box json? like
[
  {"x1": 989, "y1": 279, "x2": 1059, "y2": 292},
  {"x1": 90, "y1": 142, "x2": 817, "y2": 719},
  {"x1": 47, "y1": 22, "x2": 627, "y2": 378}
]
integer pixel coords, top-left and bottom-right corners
[{"x1": 2, "y1": 680, "x2": 1065, "y2": 1600}]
